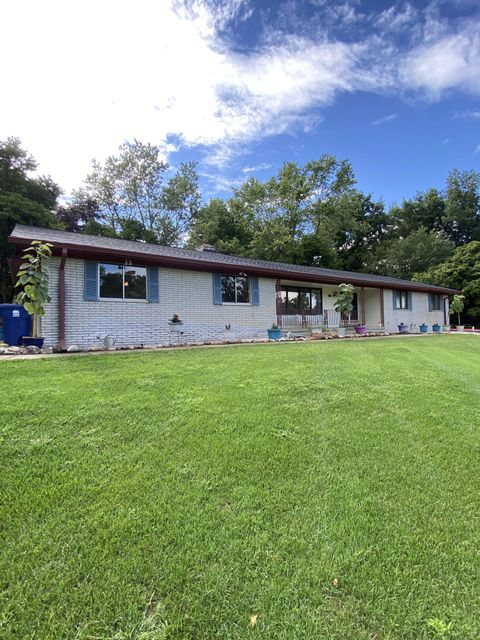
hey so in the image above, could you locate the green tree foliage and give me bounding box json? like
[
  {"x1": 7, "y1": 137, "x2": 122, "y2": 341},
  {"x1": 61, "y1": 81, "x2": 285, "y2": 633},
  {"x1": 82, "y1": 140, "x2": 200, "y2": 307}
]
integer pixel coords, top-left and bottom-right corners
[
  {"x1": 80, "y1": 140, "x2": 200, "y2": 245},
  {"x1": 371, "y1": 228, "x2": 455, "y2": 279},
  {"x1": 442, "y1": 169, "x2": 480, "y2": 245},
  {"x1": 415, "y1": 242, "x2": 480, "y2": 322},
  {"x1": 0, "y1": 138, "x2": 61, "y2": 303}
]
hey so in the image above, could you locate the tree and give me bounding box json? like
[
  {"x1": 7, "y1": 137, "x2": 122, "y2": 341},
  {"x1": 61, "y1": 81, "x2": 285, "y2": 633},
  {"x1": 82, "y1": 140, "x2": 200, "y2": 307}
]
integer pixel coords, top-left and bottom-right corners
[
  {"x1": 14, "y1": 240, "x2": 53, "y2": 338},
  {"x1": 449, "y1": 294, "x2": 465, "y2": 326},
  {"x1": 414, "y1": 241, "x2": 480, "y2": 323},
  {"x1": 442, "y1": 169, "x2": 480, "y2": 245},
  {"x1": 81, "y1": 140, "x2": 200, "y2": 245},
  {"x1": 370, "y1": 228, "x2": 454, "y2": 279},
  {"x1": 0, "y1": 138, "x2": 61, "y2": 303}
]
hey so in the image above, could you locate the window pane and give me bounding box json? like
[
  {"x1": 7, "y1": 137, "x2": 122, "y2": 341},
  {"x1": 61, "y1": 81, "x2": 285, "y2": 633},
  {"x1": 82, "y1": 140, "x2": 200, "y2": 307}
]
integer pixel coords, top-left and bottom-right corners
[
  {"x1": 280, "y1": 288, "x2": 288, "y2": 314},
  {"x1": 287, "y1": 289, "x2": 299, "y2": 314},
  {"x1": 351, "y1": 292, "x2": 359, "y2": 320},
  {"x1": 99, "y1": 263, "x2": 123, "y2": 298},
  {"x1": 221, "y1": 276, "x2": 235, "y2": 303},
  {"x1": 298, "y1": 290, "x2": 311, "y2": 313},
  {"x1": 236, "y1": 276, "x2": 249, "y2": 303},
  {"x1": 311, "y1": 289, "x2": 322, "y2": 315},
  {"x1": 124, "y1": 266, "x2": 146, "y2": 299}
]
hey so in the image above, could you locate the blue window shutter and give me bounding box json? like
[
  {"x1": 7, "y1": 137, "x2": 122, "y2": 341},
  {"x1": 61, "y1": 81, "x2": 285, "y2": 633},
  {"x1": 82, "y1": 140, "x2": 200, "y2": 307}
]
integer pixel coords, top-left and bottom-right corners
[
  {"x1": 251, "y1": 276, "x2": 260, "y2": 306},
  {"x1": 428, "y1": 294, "x2": 433, "y2": 312},
  {"x1": 213, "y1": 273, "x2": 222, "y2": 304},
  {"x1": 392, "y1": 290, "x2": 397, "y2": 310},
  {"x1": 147, "y1": 267, "x2": 159, "y2": 303},
  {"x1": 407, "y1": 291, "x2": 413, "y2": 310},
  {"x1": 84, "y1": 261, "x2": 98, "y2": 301}
]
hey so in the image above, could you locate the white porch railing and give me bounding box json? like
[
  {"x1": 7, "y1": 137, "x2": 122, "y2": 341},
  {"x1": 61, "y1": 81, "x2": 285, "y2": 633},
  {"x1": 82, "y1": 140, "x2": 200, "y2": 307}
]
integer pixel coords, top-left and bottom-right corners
[{"x1": 279, "y1": 310, "x2": 349, "y2": 328}]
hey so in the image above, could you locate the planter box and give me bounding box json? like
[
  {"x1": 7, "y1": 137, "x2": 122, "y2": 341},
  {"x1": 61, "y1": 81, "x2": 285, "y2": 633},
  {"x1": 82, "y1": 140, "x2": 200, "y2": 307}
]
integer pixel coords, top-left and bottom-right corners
[
  {"x1": 22, "y1": 336, "x2": 44, "y2": 348},
  {"x1": 419, "y1": 325, "x2": 428, "y2": 333},
  {"x1": 267, "y1": 328, "x2": 281, "y2": 341}
]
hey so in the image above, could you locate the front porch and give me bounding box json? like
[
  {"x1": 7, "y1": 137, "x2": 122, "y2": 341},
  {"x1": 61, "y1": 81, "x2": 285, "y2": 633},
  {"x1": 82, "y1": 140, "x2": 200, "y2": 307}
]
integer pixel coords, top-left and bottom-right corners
[{"x1": 276, "y1": 280, "x2": 385, "y2": 331}]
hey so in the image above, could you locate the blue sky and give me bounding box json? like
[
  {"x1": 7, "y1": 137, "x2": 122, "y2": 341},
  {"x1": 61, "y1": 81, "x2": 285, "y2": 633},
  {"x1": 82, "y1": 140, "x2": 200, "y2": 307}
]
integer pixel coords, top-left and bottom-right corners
[{"x1": 1, "y1": 0, "x2": 479, "y2": 207}]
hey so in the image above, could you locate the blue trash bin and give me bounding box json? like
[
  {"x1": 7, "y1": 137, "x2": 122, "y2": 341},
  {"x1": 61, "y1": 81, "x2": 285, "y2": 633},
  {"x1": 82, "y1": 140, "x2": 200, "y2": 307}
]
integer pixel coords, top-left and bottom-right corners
[{"x1": 0, "y1": 304, "x2": 31, "y2": 346}]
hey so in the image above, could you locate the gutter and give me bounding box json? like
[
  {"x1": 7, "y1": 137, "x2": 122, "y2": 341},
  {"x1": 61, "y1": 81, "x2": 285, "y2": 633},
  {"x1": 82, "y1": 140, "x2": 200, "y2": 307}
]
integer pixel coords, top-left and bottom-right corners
[{"x1": 8, "y1": 235, "x2": 459, "y2": 296}]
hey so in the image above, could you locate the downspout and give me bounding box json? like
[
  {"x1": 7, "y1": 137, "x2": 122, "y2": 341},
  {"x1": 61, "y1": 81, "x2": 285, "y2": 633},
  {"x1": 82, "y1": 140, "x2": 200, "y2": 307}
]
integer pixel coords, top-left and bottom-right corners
[
  {"x1": 443, "y1": 295, "x2": 449, "y2": 326},
  {"x1": 59, "y1": 248, "x2": 67, "y2": 351}
]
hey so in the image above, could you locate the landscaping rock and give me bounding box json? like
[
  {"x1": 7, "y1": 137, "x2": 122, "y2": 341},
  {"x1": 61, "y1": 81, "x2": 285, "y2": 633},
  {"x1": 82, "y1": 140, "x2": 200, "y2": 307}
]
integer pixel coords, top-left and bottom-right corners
[
  {"x1": 0, "y1": 347, "x2": 6, "y2": 355},
  {"x1": 66, "y1": 345, "x2": 81, "y2": 352},
  {"x1": 52, "y1": 344, "x2": 63, "y2": 353},
  {"x1": 25, "y1": 345, "x2": 41, "y2": 354},
  {"x1": 5, "y1": 346, "x2": 21, "y2": 355}
]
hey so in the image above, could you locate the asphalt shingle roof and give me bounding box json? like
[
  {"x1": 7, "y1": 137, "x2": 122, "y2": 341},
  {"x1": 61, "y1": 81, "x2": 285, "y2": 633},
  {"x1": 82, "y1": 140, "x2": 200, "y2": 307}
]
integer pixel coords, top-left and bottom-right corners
[{"x1": 9, "y1": 224, "x2": 457, "y2": 294}]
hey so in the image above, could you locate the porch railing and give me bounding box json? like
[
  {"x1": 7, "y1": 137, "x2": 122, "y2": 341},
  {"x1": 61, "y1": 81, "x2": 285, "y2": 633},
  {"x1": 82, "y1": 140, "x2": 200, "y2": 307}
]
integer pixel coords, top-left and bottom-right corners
[{"x1": 279, "y1": 310, "x2": 357, "y2": 329}]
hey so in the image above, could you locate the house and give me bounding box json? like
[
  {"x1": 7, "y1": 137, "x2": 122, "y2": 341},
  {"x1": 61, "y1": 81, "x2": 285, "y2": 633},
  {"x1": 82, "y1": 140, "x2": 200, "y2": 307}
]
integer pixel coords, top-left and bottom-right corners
[{"x1": 8, "y1": 224, "x2": 456, "y2": 349}]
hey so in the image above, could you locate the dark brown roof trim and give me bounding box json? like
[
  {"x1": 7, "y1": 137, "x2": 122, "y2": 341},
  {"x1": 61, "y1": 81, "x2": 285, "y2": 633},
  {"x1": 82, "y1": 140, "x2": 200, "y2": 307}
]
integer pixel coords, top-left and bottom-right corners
[{"x1": 8, "y1": 230, "x2": 458, "y2": 295}]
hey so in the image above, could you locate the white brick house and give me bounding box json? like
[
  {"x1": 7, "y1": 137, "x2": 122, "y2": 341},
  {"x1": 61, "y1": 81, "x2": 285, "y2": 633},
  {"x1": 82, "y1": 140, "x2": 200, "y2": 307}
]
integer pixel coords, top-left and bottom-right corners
[{"x1": 8, "y1": 225, "x2": 456, "y2": 349}]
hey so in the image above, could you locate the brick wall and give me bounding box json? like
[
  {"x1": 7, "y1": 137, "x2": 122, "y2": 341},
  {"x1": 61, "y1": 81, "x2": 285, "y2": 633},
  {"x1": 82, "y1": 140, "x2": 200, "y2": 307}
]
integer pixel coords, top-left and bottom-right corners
[{"x1": 42, "y1": 258, "x2": 277, "y2": 348}]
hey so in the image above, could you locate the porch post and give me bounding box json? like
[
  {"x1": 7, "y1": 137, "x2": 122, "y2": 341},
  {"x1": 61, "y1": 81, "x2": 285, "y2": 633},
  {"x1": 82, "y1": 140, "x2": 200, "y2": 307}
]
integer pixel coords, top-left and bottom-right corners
[
  {"x1": 275, "y1": 279, "x2": 282, "y2": 327},
  {"x1": 360, "y1": 287, "x2": 366, "y2": 325},
  {"x1": 379, "y1": 288, "x2": 385, "y2": 327}
]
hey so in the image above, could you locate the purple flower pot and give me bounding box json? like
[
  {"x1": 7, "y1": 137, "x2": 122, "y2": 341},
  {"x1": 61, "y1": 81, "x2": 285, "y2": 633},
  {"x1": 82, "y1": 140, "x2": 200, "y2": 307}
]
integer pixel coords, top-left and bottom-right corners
[
  {"x1": 355, "y1": 325, "x2": 367, "y2": 335},
  {"x1": 398, "y1": 324, "x2": 409, "y2": 334}
]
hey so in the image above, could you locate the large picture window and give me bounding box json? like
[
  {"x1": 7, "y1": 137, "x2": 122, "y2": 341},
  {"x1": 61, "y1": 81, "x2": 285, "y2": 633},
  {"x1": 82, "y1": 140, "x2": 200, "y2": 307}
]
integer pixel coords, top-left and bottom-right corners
[
  {"x1": 280, "y1": 286, "x2": 323, "y2": 315},
  {"x1": 99, "y1": 264, "x2": 147, "y2": 300},
  {"x1": 221, "y1": 275, "x2": 250, "y2": 303}
]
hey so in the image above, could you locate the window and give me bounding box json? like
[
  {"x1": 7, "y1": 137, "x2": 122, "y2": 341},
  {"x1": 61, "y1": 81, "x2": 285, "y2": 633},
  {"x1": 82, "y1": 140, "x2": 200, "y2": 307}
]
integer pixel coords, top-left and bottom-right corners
[
  {"x1": 99, "y1": 263, "x2": 147, "y2": 300},
  {"x1": 395, "y1": 290, "x2": 410, "y2": 310},
  {"x1": 280, "y1": 286, "x2": 323, "y2": 315},
  {"x1": 221, "y1": 275, "x2": 250, "y2": 303},
  {"x1": 429, "y1": 294, "x2": 441, "y2": 311}
]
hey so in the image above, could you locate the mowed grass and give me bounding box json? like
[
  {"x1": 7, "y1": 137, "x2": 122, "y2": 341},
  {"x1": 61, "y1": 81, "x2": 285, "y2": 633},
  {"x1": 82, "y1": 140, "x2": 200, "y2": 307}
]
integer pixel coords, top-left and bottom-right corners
[{"x1": 1, "y1": 337, "x2": 480, "y2": 640}]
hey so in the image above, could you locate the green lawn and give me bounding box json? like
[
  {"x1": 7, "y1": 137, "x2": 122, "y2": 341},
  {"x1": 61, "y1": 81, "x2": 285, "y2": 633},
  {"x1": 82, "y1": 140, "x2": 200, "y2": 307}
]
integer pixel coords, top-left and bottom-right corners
[{"x1": 1, "y1": 337, "x2": 480, "y2": 639}]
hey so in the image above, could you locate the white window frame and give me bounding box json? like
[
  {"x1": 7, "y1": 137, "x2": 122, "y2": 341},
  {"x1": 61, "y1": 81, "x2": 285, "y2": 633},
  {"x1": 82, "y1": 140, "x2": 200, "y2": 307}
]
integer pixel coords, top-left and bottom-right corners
[
  {"x1": 221, "y1": 274, "x2": 251, "y2": 305},
  {"x1": 98, "y1": 263, "x2": 148, "y2": 302}
]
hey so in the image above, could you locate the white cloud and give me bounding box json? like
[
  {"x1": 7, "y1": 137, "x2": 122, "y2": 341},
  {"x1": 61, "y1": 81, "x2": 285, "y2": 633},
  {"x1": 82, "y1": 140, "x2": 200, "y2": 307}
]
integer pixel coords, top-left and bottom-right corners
[
  {"x1": 1, "y1": 0, "x2": 480, "y2": 196},
  {"x1": 454, "y1": 109, "x2": 480, "y2": 120},
  {"x1": 371, "y1": 113, "x2": 398, "y2": 126},
  {"x1": 474, "y1": 142, "x2": 480, "y2": 155},
  {"x1": 242, "y1": 162, "x2": 272, "y2": 173},
  {"x1": 400, "y1": 23, "x2": 480, "y2": 97}
]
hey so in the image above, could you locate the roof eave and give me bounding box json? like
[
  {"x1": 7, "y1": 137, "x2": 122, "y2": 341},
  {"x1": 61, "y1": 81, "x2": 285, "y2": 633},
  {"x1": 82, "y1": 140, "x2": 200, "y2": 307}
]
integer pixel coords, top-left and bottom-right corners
[{"x1": 8, "y1": 234, "x2": 459, "y2": 295}]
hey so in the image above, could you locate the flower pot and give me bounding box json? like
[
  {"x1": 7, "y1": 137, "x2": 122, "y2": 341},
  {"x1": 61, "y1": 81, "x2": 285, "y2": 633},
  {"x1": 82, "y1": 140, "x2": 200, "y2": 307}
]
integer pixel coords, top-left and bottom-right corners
[
  {"x1": 336, "y1": 327, "x2": 347, "y2": 337},
  {"x1": 267, "y1": 328, "x2": 281, "y2": 341},
  {"x1": 456, "y1": 325, "x2": 465, "y2": 332},
  {"x1": 432, "y1": 324, "x2": 441, "y2": 333},
  {"x1": 22, "y1": 336, "x2": 44, "y2": 348},
  {"x1": 355, "y1": 325, "x2": 367, "y2": 335},
  {"x1": 168, "y1": 322, "x2": 183, "y2": 332},
  {"x1": 397, "y1": 324, "x2": 409, "y2": 334},
  {"x1": 442, "y1": 325, "x2": 450, "y2": 332},
  {"x1": 419, "y1": 324, "x2": 428, "y2": 333}
]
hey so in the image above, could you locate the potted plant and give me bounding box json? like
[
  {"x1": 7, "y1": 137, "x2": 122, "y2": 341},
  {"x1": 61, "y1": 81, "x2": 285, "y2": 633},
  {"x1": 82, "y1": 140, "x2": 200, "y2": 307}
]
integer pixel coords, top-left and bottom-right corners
[
  {"x1": 449, "y1": 294, "x2": 465, "y2": 331},
  {"x1": 397, "y1": 322, "x2": 409, "y2": 334},
  {"x1": 334, "y1": 283, "x2": 354, "y2": 337},
  {"x1": 432, "y1": 323, "x2": 441, "y2": 333},
  {"x1": 419, "y1": 323, "x2": 428, "y2": 333},
  {"x1": 14, "y1": 240, "x2": 53, "y2": 348},
  {"x1": 267, "y1": 323, "x2": 281, "y2": 340},
  {"x1": 168, "y1": 313, "x2": 183, "y2": 332},
  {"x1": 355, "y1": 325, "x2": 367, "y2": 335}
]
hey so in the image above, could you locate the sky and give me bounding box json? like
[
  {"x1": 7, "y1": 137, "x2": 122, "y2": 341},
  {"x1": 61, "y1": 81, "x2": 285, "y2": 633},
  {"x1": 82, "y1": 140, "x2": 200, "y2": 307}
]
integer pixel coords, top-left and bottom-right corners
[{"x1": 1, "y1": 0, "x2": 479, "y2": 207}]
